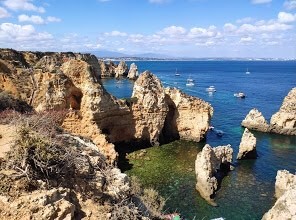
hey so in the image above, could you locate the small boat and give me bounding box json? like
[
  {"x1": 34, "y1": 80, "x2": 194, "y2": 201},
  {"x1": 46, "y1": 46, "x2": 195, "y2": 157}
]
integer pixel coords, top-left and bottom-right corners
[
  {"x1": 246, "y1": 68, "x2": 250, "y2": 74},
  {"x1": 187, "y1": 74, "x2": 194, "y2": 82},
  {"x1": 186, "y1": 79, "x2": 194, "y2": 86},
  {"x1": 206, "y1": 85, "x2": 216, "y2": 92},
  {"x1": 234, "y1": 92, "x2": 246, "y2": 98},
  {"x1": 175, "y1": 68, "x2": 180, "y2": 76}
]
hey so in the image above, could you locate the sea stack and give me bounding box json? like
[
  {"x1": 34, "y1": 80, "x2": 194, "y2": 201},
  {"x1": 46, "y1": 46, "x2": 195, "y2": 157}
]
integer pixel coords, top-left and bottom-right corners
[
  {"x1": 195, "y1": 144, "x2": 233, "y2": 206},
  {"x1": 241, "y1": 108, "x2": 270, "y2": 132},
  {"x1": 237, "y1": 128, "x2": 257, "y2": 160},
  {"x1": 127, "y1": 63, "x2": 138, "y2": 80}
]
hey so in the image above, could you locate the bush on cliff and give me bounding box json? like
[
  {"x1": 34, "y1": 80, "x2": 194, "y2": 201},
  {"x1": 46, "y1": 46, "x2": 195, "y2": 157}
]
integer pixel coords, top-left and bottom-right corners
[{"x1": 0, "y1": 90, "x2": 32, "y2": 113}]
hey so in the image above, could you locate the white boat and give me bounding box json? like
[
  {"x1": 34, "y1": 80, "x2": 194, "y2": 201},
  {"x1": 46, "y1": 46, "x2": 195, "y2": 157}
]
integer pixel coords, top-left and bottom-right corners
[
  {"x1": 186, "y1": 80, "x2": 194, "y2": 86},
  {"x1": 206, "y1": 85, "x2": 216, "y2": 92},
  {"x1": 234, "y1": 92, "x2": 246, "y2": 98},
  {"x1": 246, "y1": 68, "x2": 250, "y2": 74},
  {"x1": 187, "y1": 74, "x2": 194, "y2": 82},
  {"x1": 175, "y1": 68, "x2": 180, "y2": 76}
]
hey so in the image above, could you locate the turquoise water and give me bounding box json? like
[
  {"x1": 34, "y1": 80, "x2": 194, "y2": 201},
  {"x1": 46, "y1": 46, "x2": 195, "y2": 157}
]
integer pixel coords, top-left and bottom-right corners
[{"x1": 102, "y1": 61, "x2": 296, "y2": 219}]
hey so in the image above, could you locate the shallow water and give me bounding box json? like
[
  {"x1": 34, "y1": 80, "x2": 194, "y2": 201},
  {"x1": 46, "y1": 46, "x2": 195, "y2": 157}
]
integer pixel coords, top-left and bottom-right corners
[{"x1": 102, "y1": 61, "x2": 296, "y2": 219}]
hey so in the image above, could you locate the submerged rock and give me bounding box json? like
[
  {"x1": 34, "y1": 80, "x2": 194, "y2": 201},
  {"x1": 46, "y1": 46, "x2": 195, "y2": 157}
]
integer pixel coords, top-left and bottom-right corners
[
  {"x1": 237, "y1": 128, "x2": 257, "y2": 160},
  {"x1": 195, "y1": 144, "x2": 233, "y2": 206},
  {"x1": 262, "y1": 170, "x2": 296, "y2": 220},
  {"x1": 270, "y1": 87, "x2": 296, "y2": 135},
  {"x1": 241, "y1": 108, "x2": 270, "y2": 132}
]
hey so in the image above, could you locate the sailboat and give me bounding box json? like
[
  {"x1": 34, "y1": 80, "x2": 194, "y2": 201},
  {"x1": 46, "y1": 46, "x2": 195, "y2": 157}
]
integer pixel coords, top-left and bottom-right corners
[
  {"x1": 175, "y1": 68, "x2": 180, "y2": 76},
  {"x1": 246, "y1": 68, "x2": 251, "y2": 74}
]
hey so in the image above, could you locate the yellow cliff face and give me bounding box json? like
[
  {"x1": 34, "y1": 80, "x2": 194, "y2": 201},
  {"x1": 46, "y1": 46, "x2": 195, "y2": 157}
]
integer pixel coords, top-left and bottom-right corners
[{"x1": 0, "y1": 49, "x2": 214, "y2": 163}]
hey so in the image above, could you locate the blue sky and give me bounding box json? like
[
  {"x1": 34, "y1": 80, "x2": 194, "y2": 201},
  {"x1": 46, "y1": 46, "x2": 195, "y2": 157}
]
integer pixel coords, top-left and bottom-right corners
[{"x1": 0, "y1": 0, "x2": 295, "y2": 58}]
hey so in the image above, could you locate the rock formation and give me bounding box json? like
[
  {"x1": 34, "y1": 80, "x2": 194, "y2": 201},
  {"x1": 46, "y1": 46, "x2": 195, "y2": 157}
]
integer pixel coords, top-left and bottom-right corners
[
  {"x1": 237, "y1": 128, "x2": 257, "y2": 160},
  {"x1": 163, "y1": 87, "x2": 213, "y2": 142},
  {"x1": 270, "y1": 88, "x2": 296, "y2": 135},
  {"x1": 99, "y1": 60, "x2": 116, "y2": 78},
  {"x1": 127, "y1": 63, "x2": 138, "y2": 80},
  {"x1": 195, "y1": 144, "x2": 233, "y2": 206},
  {"x1": 242, "y1": 88, "x2": 296, "y2": 136},
  {"x1": 114, "y1": 61, "x2": 128, "y2": 78},
  {"x1": 241, "y1": 108, "x2": 270, "y2": 132},
  {"x1": 262, "y1": 170, "x2": 296, "y2": 220},
  {"x1": 131, "y1": 71, "x2": 169, "y2": 146},
  {"x1": 0, "y1": 49, "x2": 213, "y2": 163}
]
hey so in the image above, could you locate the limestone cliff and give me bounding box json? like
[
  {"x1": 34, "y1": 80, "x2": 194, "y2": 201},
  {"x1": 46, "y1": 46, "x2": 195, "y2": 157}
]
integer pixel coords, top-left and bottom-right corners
[
  {"x1": 127, "y1": 63, "x2": 138, "y2": 80},
  {"x1": 99, "y1": 60, "x2": 116, "y2": 78},
  {"x1": 195, "y1": 144, "x2": 233, "y2": 206},
  {"x1": 270, "y1": 88, "x2": 296, "y2": 135},
  {"x1": 114, "y1": 61, "x2": 128, "y2": 78},
  {"x1": 163, "y1": 87, "x2": 213, "y2": 142},
  {"x1": 262, "y1": 170, "x2": 296, "y2": 220},
  {"x1": 241, "y1": 108, "x2": 270, "y2": 132},
  {"x1": 0, "y1": 49, "x2": 213, "y2": 163},
  {"x1": 237, "y1": 128, "x2": 257, "y2": 160},
  {"x1": 131, "y1": 71, "x2": 169, "y2": 146},
  {"x1": 242, "y1": 88, "x2": 296, "y2": 136}
]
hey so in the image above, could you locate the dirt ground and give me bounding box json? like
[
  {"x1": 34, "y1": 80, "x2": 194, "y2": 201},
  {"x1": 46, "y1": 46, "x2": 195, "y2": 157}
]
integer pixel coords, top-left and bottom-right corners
[{"x1": 0, "y1": 124, "x2": 17, "y2": 158}]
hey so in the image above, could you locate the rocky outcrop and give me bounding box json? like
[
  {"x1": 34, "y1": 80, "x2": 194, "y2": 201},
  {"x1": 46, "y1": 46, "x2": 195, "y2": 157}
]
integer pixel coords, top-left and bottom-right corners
[
  {"x1": 0, "y1": 49, "x2": 213, "y2": 163},
  {"x1": 127, "y1": 63, "x2": 138, "y2": 80},
  {"x1": 270, "y1": 88, "x2": 296, "y2": 135},
  {"x1": 163, "y1": 88, "x2": 213, "y2": 142},
  {"x1": 262, "y1": 170, "x2": 296, "y2": 220},
  {"x1": 99, "y1": 60, "x2": 116, "y2": 78},
  {"x1": 242, "y1": 88, "x2": 296, "y2": 136},
  {"x1": 195, "y1": 144, "x2": 233, "y2": 206},
  {"x1": 241, "y1": 108, "x2": 270, "y2": 132},
  {"x1": 237, "y1": 128, "x2": 257, "y2": 160},
  {"x1": 131, "y1": 71, "x2": 169, "y2": 146},
  {"x1": 114, "y1": 61, "x2": 128, "y2": 78}
]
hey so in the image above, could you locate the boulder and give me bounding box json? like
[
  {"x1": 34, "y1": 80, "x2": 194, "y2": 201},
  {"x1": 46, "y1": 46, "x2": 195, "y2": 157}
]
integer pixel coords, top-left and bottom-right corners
[
  {"x1": 262, "y1": 170, "x2": 296, "y2": 220},
  {"x1": 127, "y1": 63, "x2": 138, "y2": 80},
  {"x1": 270, "y1": 88, "x2": 296, "y2": 135},
  {"x1": 237, "y1": 128, "x2": 257, "y2": 160},
  {"x1": 241, "y1": 108, "x2": 270, "y2": 132},
  {"x1": 195, "y1": 144, "x2": 233, "y2": 206},
  {"x1": 163, "y1": 87, "x2": 213, "y2": 142}
]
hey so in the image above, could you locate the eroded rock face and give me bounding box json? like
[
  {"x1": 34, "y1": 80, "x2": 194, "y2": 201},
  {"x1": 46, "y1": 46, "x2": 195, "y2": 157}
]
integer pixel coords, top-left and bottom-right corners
[
  {"x1": 237, "y1": 128, "x2": 257, "y2": 160},
  {"x1": 262, "y1": 170, "x2": 296, "y2": 220},
  {"x1": 241, "y1": 108, "x2": 270, "y2": 132},
  {"x1": 195, "y1": 144, "x2": 233, "y2": 206},
  {"x1": 115, "y1": 61, "x2": 128, "y2": 78},
  {"x1": 99, "y1": 60, "x2": 116, "y2": 78},
  {"x1": 131, "y1": 71, "x2": 169, "y2": 146},
  {"x1": 127, "y1": 63, "x2": 138, "y2": 80},
  {"x1": 163, "y1": 88, "x2": 213, "y2": 142},
  {"x1": 270, "y1": 88, "x2": 296, "y2": 135}
]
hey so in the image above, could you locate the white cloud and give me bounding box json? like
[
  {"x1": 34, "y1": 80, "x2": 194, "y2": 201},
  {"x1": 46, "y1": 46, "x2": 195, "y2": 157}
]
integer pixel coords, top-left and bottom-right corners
[
  {"x1": 284, "y1": 0, "x2": 296, "y2": 10},
  {"x1": 159, "y1": 25, "x2": 187, "y2": 36},
  {"x1": 0, "y1": 23, "x2": 52, "y2": 41},
  {"x1": 3, "y1": 0, "x2": 45, "y2": 13},
  {"x1": 278, "y1": 11, "x2": 296, "y2": 23},
  {"x1": 239, "y1": 36, "x2": 253, "y2": 43},
  {"x1": 46, "y1": 16, "x2": 61, "y2": 23},
  {"x1": 224, "y1": 23, "x2": 237, "y2": 32},
  {"x1": 0, "y1": 7, "x2": 10, "y2": 18},
  {"x1": 251, "y1": 0, "x2": 272, "y2": 4},
  {"x1": 237, "y1": 22, "x2": 293, "y2": 34},
  {"x1": 18, "y1": 14, "x2": 44, "y2": 24},
  {"x1": 104, "y1": 30, "x2": 127, "y2": 37},
  {"x1": 188, "y1": 26, "x2": 218, "y2": 38}
]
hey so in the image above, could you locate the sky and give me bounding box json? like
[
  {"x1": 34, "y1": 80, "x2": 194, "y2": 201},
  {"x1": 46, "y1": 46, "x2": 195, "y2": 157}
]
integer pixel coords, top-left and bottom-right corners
[{"x1": 0, "y1": 0, "x2": 295, "y2": 58}]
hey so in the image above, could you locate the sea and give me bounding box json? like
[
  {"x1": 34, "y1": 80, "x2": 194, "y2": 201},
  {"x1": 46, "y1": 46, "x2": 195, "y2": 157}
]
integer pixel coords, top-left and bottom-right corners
[{"x1": 101, "y1": 61, "x2": 296, "y2": 220}]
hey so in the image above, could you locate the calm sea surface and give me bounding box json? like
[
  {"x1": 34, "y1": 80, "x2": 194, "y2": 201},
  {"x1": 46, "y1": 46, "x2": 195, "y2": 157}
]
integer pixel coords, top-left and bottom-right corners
[{"x1": 102, "y1": 61, "x2": 296, "y2": 220}]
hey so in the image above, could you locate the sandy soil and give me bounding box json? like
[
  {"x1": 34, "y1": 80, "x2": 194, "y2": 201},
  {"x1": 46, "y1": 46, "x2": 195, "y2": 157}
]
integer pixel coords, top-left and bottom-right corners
[{"x1": 0, "y1": 124, "x2": 17, "y2": 158}]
